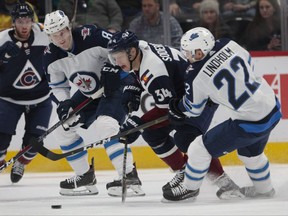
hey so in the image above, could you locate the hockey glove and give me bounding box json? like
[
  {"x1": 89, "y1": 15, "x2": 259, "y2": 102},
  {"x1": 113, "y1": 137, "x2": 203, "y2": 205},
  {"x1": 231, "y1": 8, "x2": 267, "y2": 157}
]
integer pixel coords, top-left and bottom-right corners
[
  {"x1": 100, "y1": 62, "x2": 121, "y2": 97},
  {"x1": 0, "y1": 41, "x2": 20, "y2": 63},
  {"x1": 56, "y1": 99, "x2": 81, "y2": 131},
  {"x1": 120, "y1": 116, "x2": 143, "y2": 144},
  {"x1": 122, "y1": 72, "x2": 143, "y2": 113},
  {"x1": 168, "y1": 98, "x2": 186, "y2": 125}
]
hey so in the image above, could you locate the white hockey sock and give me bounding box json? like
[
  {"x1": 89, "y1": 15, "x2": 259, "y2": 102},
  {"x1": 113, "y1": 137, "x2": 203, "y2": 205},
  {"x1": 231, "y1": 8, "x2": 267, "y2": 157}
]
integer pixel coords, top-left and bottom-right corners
[
  {"x1": 184, "y1": 136, "x2": 211, "y2": 190},
  {"x1": 238, "y1": 153, "x2": 273, "y2": 194}
]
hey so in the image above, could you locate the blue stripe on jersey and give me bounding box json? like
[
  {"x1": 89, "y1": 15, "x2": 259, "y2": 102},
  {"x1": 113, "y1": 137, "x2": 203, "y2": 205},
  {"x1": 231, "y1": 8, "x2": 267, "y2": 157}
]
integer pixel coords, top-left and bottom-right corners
[
  {"x1": 185, "y1": 172, "x2": 205, "y2": 181},
  {"x1": 60, "y1": 137, "x2": 84, "y2": 151},
  {"x1": 239, "y1": 100, "x2": 282, "y2": 133},
  {"x1": 181, "y1": 96, "x2": 207, "y2": 116}
]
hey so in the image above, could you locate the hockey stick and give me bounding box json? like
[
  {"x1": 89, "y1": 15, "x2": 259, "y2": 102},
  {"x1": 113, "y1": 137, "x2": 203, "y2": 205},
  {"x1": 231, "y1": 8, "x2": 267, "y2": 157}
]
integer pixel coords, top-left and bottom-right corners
[
  {"x1": 71, "y1": 0, "x2": 78, "y2": 28},
  {"x1": 31, "y1": 115, "x2": 169, "y2": 161},
  {"x1": 0, "y1": 88, "x2": 104, "y2": 173},
  {"x1": 121, "y1": 104, "x2": 133, "y2": 203}
]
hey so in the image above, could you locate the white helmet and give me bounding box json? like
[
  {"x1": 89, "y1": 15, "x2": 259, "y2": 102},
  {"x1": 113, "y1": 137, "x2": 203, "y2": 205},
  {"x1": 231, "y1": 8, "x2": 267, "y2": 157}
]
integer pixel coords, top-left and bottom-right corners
[
  {"x1": 181, "y1": 27, "x2": 215, "y2": 61},
  {"x1": 44, "y1": 10, "x2": 70, "y2": 34}
]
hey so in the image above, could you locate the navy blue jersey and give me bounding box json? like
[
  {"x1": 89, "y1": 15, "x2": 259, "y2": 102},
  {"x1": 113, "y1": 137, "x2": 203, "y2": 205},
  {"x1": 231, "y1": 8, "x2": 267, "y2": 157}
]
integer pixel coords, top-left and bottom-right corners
[{"x1": 0, "y1": 24, "x2": 50, "y2": 104}]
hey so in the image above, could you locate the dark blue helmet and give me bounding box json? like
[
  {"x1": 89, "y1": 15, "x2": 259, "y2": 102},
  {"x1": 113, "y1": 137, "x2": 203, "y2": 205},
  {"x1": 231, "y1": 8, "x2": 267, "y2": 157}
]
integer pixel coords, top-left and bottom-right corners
[
  {"x1": 11, "y1": 3, "x2": 34, "y2": 22},
  {"x1": 107, "y1": 30, "x2": 139, "y2": 53}
]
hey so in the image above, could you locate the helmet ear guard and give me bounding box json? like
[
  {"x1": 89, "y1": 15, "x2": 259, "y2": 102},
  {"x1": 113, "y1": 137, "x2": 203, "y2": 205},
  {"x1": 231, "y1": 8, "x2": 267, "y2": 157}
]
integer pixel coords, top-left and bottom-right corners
[
  {"x1": 44, "y1": 10, "x2": 70, "y2": 35},
  {"x1": 11, "y1": 3, "x2": 34, "y2": 23},
  {"x1": 180, "y1": 27, "x2": 215, "y2": 62}
]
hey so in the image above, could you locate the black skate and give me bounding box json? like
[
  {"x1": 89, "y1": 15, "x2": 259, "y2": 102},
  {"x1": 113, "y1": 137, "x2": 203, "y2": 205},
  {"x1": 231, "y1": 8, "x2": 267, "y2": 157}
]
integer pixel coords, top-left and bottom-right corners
[
  {"x1": 60, "y1": 159, "x2": 98, "y2": 196},
  {"x1": 106, "y1": 165, "x2": 145, "y2": 197},
  {"x1": 162, "y1": 167, "x2": 185, "y2": 192},
  {"x1": 240, "y1": 186, "x2": 275, "y2": 199},
  {"x1": 215, "y1": 172, "x2": 245, "y2": 200},
  {"x1": 10, "y1": 161, "x2": 25, "y2": 183},
  {"x1": 162, "y1": 182, "x2": 199, "y2": 202}
]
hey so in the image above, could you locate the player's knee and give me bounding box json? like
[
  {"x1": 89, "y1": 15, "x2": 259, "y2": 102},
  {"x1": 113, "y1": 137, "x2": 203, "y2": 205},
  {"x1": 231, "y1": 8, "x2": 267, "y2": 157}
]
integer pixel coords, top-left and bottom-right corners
[
  {"x1": 0, "y1": 132, "x2": 12, "y2": 151},
  {"x1": 22, "y1": 133, "x2": 42, "y2": 153},
  {"x1": 144, "y1": 135, "x2": 175, "y2": 155},
  {"x1": 187, "y1": 136, "x2": 211, "y2": 165},
  {"x1": 94, "y1": 115, "x2": 119, "y2": 140}
]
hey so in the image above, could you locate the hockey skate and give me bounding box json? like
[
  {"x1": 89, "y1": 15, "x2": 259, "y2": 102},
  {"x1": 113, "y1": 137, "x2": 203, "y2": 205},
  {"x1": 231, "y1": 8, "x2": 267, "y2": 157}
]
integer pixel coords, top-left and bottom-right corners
[
  {"x1": 162, "y1": 182, "x2": 199, "y2": 202},
  {"x1": 215, "y1": 172, "x2": 245, "y2": 200},
  {"x1": 162, "y1": 167, "x2": 185, "y2": 193},
  {"x1": 106, "y1": 165, "x2": 145, "y2": 197},
  {"x1": 240, "y1": 186, "x2": 275, "y2": 199},
  {"x1": 10, "y1": 161, "x2": 25, "y2": 183},
  {"x1": 60, "y1": 160, "x2": 98, "y2": 196}
]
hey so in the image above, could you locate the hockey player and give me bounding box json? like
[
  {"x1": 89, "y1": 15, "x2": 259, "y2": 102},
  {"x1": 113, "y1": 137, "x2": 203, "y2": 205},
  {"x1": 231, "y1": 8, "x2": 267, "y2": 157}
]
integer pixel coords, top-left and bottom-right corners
[
  {"x1": 166, "y1": 27, "x2": 282, "y2": 201},
  {"x1": 0, "y1": 3, "x2": 52, "y2": 183},
  {"x1": 106, "y1": 30, "x2": 243, "y2": 200},
  {"x1": 42, "y1": 10, "x2": 144, "y2": 196}
]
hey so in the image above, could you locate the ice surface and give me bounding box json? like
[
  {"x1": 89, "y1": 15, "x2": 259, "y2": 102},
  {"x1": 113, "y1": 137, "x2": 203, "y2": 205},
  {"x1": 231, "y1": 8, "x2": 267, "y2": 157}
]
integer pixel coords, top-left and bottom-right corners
[{"x1": 1, "y1": 165, "x2": 287, "y2": 216}]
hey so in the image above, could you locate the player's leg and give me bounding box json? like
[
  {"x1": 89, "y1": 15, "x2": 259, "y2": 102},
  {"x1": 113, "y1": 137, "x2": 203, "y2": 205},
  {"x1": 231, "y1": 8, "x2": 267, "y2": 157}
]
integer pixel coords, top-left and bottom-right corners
[
  {"x1": 10, "y1": 98, "x2": 53, "y2": 183},
  {"x1": 172, "y1": 122, "x2": 241, "y2": 200},
  {"x1": 0, "y1": 99, "x2": 26, "y2": 182},
  {"x1": 54, "y1": 92, "x2": 98, "y2": 196},
  {"x1": 237, "y1": 132, "x2": 276, "y2": 198},
  {"x1": 94, "y1": 89, "x2": 144, "y2": 197},
  {"x1": 142, "y1": 125, "x2": 188, "y2": 194}
]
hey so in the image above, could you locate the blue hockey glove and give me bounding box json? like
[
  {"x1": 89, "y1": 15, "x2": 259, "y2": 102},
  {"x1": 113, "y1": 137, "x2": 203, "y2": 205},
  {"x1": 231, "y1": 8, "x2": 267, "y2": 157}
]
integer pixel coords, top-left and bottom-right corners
[
  {"x1": 56, "y1": 99, "x2": 80, "y2": 130},
  {"x1": 0, "y1": 41, "x2": 20, "y2": 63},
  {"x1": 120, "y1": 116, "x2": 143, "y2": 144},
  {"x1": 100, "y1": 62, "x2": 121, "y2": 97},
  {"x1": 122, "y1": 72, "x2": 143, "y2": 113},
  {"x1": 168, "y1": 98, "x2": 186, "y2": 125}
]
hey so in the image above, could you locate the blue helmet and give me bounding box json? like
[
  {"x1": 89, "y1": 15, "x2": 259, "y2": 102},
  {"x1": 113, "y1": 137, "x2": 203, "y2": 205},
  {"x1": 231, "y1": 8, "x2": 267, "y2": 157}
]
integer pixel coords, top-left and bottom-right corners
[
  {"x1": 107, "y1": 30, "x2": 139, "y2": 53},
  {"x1": 11, "y1": 3, "x2": 34, "y2": 22}
]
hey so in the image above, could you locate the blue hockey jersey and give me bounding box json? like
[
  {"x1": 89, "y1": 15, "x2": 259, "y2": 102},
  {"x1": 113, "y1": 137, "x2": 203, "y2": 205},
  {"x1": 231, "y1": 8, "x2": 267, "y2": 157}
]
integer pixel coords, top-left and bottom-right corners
[{"x1": 0, "y1": 23, "x2": 50, "y2": 104}]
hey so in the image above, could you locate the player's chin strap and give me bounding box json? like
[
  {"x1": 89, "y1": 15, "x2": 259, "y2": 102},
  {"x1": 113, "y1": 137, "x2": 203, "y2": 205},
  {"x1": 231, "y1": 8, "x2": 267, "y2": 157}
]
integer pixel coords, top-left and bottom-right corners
[
  {"x1": 0, "y1": 87, "x2": 104, "y2": 173},
  {"x1": 31, "y1": 115, "x2": 168, "y2": 161}
]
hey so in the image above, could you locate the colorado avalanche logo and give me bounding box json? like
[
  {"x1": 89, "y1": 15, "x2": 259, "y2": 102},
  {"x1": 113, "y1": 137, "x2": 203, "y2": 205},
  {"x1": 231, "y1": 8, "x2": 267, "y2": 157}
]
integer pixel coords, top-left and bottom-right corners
[
  {"x1": 70, "y1": 71, "x2": 99, "y2": 96},
  {"x1": 13, "y1": 60, "x2": 41, "y2": 89}
]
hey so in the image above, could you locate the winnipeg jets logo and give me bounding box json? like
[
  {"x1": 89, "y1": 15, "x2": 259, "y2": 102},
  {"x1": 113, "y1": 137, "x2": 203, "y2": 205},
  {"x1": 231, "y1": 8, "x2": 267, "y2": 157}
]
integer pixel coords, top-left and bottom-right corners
[
  {"x1": 70, "y1": 71, "x2": 99, "y2": 96},
  {"x1": 76, "y1": 73, "x2": 92, "y2": 90},
  {"x1": 81, "y1": 27, "x2": 91, "y2": 40},
  {"x1": 13, "y1": 60, "x2": 41, "y2": 89},
  {"x1": 189, "y1": 33, "x2": 199, "y2": 41}
]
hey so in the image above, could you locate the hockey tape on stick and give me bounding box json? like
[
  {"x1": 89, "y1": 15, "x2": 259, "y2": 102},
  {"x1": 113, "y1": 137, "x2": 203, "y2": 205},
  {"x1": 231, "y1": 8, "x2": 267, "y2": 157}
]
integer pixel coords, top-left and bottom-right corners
[
  {"x1": 0, "y1": 87, "x2": 104, "y2": 172},
  {"x1": 31, "y1": 115, "x2": 169, "y2": 161}
]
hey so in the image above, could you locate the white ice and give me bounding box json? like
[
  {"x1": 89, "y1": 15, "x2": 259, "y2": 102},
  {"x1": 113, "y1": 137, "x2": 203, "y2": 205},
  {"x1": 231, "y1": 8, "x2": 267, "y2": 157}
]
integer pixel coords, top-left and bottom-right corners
[{"x1": 1, "y1": 164, "x2": 287, "y2": 216}]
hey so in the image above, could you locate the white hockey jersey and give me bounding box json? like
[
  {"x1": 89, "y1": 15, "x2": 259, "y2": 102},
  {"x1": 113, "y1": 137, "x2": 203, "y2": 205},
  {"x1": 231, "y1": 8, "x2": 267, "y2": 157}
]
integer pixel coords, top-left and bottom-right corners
[
  {"x1": 178, "y1": 38, "x2": 277, "y2": 122},
  {"x1": 43, "y1": 25, "x2": 112, "y2": 101}
]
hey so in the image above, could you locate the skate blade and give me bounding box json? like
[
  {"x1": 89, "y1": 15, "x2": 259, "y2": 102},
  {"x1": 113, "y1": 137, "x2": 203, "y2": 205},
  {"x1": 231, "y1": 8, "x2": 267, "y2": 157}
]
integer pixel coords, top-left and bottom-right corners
[
  {"x1": 161, "y1": 196, "x2": 197, "y2": 203},
  {"x1": 108, "y1": 185, "x2": 145, "y2": 197},
  {"x1": 60, "y1": 185, "x2": 99, "y2": 196}
]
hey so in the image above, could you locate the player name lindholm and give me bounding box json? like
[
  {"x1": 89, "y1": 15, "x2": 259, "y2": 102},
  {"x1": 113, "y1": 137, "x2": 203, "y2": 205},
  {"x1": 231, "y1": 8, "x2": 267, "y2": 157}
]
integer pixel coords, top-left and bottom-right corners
[{"x1": 203, "y1": 47, "x2": 235, "y2": 77}]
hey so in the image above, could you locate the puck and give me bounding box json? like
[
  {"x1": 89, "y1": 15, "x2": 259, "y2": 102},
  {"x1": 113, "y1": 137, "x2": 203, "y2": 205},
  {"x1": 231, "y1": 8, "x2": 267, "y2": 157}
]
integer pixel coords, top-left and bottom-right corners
[{"x1": 51, "y1": 205, "x2": 62, "y2": 209}]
